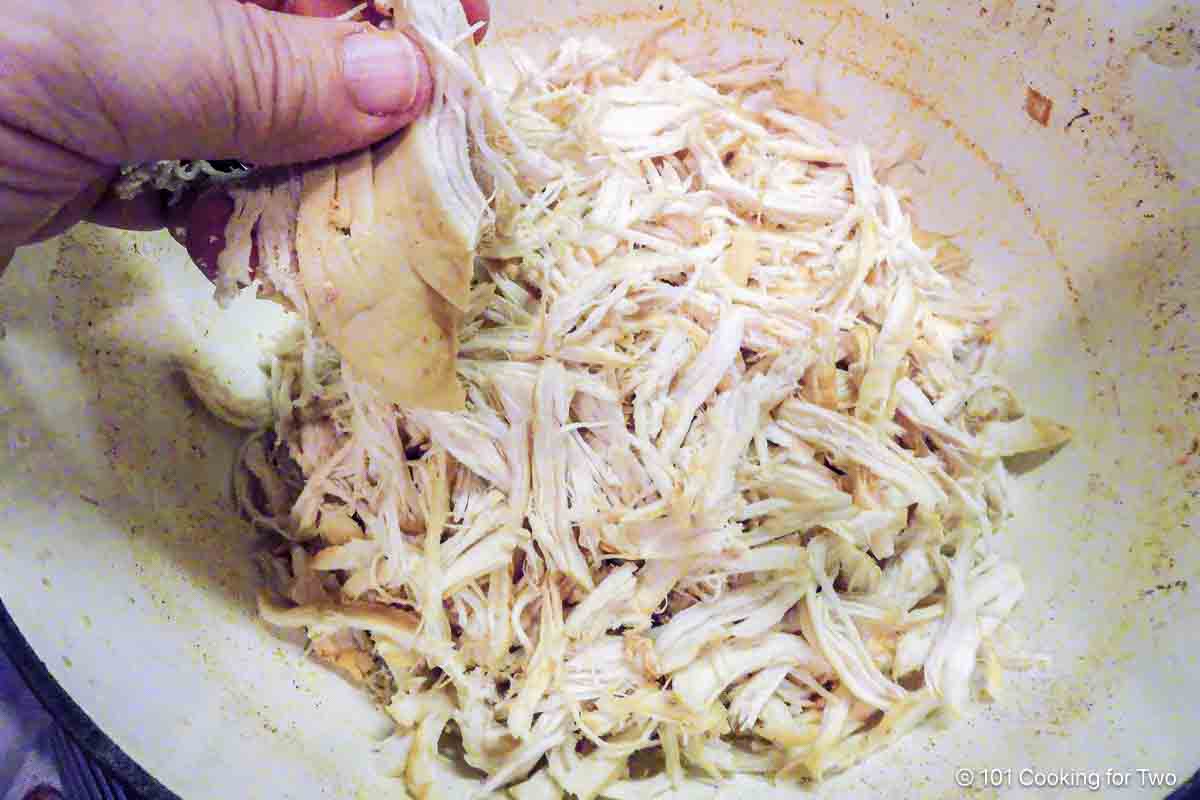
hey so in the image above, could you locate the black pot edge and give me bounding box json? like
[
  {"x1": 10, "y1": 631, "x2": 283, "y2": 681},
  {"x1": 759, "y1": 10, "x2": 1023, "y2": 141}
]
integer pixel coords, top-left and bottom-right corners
[
  {"x1": 1170, "y1": 770, "x2": 1200, "y2": 800},
  {"x1": 0, "y1": 596, "x2": 179, "y2": 800}
]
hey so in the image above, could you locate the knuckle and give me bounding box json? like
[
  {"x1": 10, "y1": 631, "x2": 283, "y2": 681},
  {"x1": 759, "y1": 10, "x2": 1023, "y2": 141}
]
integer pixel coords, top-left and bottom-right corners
[{"x1": 228, "y1": 5, "x2": 314, "y2": 158}]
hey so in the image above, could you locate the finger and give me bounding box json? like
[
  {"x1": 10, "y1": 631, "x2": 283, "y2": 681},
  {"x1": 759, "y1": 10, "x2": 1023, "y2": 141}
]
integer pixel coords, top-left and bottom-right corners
[
  {"x1": 0, "y1": 120, "x2": 108, "y2": 249},
  {"x1": 27, "y1": 173, "x2": 115, "y2": 243},
  {"x1": 81, "y1": 0, "x2": 433, "y2": 166},
  {"x1": 86, "y1": 188, "x2": 170, "y2": 232}
]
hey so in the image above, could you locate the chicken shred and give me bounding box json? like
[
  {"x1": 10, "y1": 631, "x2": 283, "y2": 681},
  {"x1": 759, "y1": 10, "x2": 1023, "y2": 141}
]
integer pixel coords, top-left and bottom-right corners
[{"x1": 229, "y1": 22, "x2": 1072, "y2": 799}]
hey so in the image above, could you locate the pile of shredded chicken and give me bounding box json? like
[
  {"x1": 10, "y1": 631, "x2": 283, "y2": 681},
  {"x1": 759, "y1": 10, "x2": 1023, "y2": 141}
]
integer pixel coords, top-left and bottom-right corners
[{"x1": 233, "y1": 27, "x2": 1072, "y2": 800}]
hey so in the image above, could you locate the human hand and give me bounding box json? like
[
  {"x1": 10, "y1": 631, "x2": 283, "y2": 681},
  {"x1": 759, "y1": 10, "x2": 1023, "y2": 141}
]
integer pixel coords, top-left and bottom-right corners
[{"x1": 0, "y1": 0, "x2": 488, "y2": 272}]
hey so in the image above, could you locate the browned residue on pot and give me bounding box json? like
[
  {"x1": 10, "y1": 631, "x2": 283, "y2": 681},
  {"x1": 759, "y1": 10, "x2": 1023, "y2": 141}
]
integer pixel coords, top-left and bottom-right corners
[{"x1": 1024, "y1": 86, "x2": 1053, "y2": 126}]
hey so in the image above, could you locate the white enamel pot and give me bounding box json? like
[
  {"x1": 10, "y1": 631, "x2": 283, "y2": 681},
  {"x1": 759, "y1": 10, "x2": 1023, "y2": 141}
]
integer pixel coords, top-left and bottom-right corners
[{"x1": 1, "y1": 0, "x2": 1197, "y2": 797}]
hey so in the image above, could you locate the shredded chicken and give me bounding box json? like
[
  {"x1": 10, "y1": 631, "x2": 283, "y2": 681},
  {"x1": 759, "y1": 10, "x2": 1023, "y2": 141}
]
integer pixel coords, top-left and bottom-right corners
[
  {"x1": 225, "y1": 20, "x2": 1072, "y2": 799},
  {"x1": 213, "y1": 0, "x2": 513, "y2": 409}
]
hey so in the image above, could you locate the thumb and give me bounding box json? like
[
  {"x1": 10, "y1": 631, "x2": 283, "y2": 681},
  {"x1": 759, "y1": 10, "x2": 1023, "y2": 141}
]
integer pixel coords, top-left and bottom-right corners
[{"x1": 90, "y1": 0, "x2": 433, "y2": 166}]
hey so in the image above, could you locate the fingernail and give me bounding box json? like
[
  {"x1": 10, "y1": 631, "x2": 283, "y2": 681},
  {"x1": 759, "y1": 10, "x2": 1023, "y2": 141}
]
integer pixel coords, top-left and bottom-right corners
[{"x1": 342, "y1": 32, "x2": 427, "y2": 116}]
